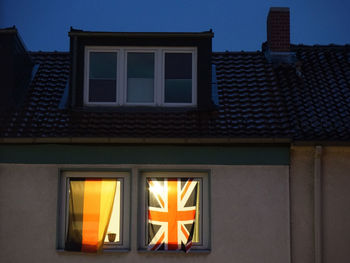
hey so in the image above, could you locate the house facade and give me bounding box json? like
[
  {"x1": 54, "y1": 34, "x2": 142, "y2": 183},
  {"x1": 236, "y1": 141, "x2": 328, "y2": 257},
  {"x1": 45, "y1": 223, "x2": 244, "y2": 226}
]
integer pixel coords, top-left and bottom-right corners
[{"x1": 1, "y1": 7, "x2": 350, "y2": 263}]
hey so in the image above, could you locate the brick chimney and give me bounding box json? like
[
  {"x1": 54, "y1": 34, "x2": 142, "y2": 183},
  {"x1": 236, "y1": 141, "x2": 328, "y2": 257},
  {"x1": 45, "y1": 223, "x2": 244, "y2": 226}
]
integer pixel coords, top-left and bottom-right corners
[{"x1": 267, "y1": 7, "x2": 290, "y2": 52}]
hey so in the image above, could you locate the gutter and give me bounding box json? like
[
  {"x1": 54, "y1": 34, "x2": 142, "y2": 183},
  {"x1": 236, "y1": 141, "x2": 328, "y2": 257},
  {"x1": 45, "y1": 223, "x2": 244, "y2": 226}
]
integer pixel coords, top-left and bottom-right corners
[
  {"x1": 0, "y1": 137, "x2": 291, "y2": 144},
  {"x1": 293, "y1": 141, "x2": 350, "y2": 146},
  {"x1": 2, "y1": 138, "x2": 349, "y2": 145}
]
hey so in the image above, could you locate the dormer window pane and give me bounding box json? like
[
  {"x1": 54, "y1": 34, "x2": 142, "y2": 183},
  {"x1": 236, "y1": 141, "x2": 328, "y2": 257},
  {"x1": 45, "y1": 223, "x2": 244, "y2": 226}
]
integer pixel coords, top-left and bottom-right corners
[
  {"x1": 164, "y1": 53, "x2": 192, "y2": 103},
  {"x1": 127, "y1": 52, "x2": 155, "y2": 103},
  {"x1": 89, "y1": 52, "x2": 117, "y2": 102}
]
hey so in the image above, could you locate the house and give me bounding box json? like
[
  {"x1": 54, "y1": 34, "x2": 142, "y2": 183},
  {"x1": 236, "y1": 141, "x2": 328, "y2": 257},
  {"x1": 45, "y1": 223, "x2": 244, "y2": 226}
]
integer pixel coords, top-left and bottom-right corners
[{"x1": 1, "y1": 6, "x2": 350, "y2": 263}]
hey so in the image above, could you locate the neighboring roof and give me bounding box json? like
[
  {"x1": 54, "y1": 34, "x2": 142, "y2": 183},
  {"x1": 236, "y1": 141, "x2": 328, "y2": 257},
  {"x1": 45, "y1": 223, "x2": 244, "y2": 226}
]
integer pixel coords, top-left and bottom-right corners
[
  {"x1": 282, "y1": 44, "x2": 350, "y2": 140},
  {"x1": 1, "y1": 44, "x2": 350, "y2": 142}
]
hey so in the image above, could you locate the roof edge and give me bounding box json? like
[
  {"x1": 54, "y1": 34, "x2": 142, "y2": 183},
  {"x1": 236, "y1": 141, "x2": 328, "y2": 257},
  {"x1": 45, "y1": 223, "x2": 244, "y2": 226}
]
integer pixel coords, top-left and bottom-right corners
[
  {"x1": 68, "y1": 28, "x2": 214, "y2": 38},
  {"x1": 0, "y1": 137, "x2": 290, "y2": 144},
  {"x1": 3, "y1": 138, "x2": 350, "y2": 146},
  {"x1": 212, "y1": 51, "x2": 262, "y2": 54},
  {"x1": 269, "y1": 7, "x2": 290, "y2": 12},
  {"x1": 292, "y1": 141, "x2": 350, "y2": 146},
  {"x1": 0, "y1": 26, "x2": 29, "y2": 51},
  {"x1": 29, "y1": 51, "x2": 70, "y2": 55},
  {"x1": 291, "y1": 43, "x2": 350, "y2": 49},
  {"x1": 0, "y1": 26, "x2": 17, "y2": 34}
]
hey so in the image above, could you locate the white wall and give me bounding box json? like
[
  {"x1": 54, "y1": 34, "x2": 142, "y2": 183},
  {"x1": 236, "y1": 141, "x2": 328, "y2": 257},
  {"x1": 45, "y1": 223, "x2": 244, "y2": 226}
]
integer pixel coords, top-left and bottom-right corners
[
  {"x1": 322, "y1": 147, "x2": 350, "y2": 263},
  {"x1": 0, "y1": 164, "x2": 290, "y2": 263},
  {"x1": 290, "y1": 147, "x2": 315, "y2": 263},
  {"x1": 290, "y1": 146, "x2": 350, "y2": 263}
]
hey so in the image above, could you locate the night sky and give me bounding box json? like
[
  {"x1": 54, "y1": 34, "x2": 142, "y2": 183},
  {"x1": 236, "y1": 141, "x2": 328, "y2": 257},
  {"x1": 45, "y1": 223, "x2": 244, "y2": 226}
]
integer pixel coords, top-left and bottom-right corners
[{"x1": 1, "y1": 0, "x2": 349, "y2": 52}]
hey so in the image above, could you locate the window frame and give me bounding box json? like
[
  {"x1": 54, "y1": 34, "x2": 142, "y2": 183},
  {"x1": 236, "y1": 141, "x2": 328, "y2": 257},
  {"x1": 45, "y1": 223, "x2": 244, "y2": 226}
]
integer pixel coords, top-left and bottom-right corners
[
  {"x1": 137, "y1": 170, "x2": 210, "y2": 252},
  {"x1": 123, "y1": 49, "x2": 158, "y2": 106},
  {"x1": 57, "y1": 169, "x2": 131, "y2": 252},
  {"x1": 84, "y1": 47, "x2": 120, "y2": 106},
  {"x1": 84, "y1": 46, "x2": 197, "y2": 107},
  {"x1": 162, "y1": 49, "x2": 197, "y2": 107}
]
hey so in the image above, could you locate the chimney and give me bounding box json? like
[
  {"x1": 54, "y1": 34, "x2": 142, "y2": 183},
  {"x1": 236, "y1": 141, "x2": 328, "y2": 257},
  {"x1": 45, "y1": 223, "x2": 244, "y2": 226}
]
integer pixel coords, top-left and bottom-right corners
[{"x1": 267, "y1": 7, "x2": 290, "y2": 52}]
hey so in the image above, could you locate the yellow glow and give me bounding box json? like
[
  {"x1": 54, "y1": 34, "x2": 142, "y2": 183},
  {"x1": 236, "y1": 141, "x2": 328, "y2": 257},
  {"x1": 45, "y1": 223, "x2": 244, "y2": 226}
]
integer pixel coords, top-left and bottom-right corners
[
  {"x1": 104, "y1": 181, "x2": 120, "y2": 243},
  {"x1": 149, "y1": 182, "x2": 165, "y2": 195},
  {"x1": 148, "y1": 178, "x2": 200, "y2": 243}
]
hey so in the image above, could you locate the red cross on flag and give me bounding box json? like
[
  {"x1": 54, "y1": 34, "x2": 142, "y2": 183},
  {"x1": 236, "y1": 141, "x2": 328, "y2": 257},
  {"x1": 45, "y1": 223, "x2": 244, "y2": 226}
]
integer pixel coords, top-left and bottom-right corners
[{"x1": 147, "y1": 178, "x2": 198, "y2": 252}]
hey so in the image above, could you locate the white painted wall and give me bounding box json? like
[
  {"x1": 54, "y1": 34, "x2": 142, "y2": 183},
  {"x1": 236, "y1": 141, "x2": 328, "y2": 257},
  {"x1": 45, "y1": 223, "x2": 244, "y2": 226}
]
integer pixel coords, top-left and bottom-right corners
[
  {"x1": 322, "y1": 147, "x2": 350, "y2": 263},
  {"x1": 290, "y1": 146, "x2": 350, "y2": 263},
  {"x1": 0, "y1": 164, "x2": 290, "y2": 263}
]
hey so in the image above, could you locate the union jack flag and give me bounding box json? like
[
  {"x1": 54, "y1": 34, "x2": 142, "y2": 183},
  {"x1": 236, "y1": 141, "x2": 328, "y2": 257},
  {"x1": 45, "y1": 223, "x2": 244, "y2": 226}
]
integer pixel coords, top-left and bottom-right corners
[{"x1": 147, "y1": 178, "x2": 198, "y2": 252}]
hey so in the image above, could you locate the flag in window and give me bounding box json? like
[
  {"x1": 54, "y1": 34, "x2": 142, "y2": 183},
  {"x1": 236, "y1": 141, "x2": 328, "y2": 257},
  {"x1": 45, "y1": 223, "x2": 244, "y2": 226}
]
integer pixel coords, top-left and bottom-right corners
[
  {"x1": 147, "y1": 178, "x2": 198, "y2": 252},
  {"x1": 65, "y1": 178, "x2": 116, "y2": 252}
]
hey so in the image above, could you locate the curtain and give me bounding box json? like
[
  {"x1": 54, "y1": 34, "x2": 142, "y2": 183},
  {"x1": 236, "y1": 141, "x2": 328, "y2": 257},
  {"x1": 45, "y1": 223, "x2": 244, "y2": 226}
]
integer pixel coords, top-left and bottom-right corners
[{"x1": 65, "y1": 178, "x2": 116, "y2": 252}]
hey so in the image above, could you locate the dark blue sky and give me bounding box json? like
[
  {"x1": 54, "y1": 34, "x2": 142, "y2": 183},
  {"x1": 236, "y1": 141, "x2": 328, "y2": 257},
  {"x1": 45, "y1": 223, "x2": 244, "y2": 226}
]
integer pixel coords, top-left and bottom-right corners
[{"x1": 1, "y1": 0, "x2": 349, "y2": 51}]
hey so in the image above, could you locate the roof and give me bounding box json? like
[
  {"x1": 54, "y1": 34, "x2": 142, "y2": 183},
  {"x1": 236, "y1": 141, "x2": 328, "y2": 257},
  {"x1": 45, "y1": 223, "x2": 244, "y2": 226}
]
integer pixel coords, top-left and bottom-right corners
[
  {"x1": 1, "y1": 44, "x2": 350, "y2": 142},
  {"x1": 68, "y1": 28, "x2": 214, "y2": 38},
  {"x1": 281, "y1": 44, "x2": 350, "y2": 141}
]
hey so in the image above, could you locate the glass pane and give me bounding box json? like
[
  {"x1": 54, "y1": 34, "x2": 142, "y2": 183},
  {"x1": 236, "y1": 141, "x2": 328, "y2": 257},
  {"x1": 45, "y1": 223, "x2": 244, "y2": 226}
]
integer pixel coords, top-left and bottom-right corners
[
  {"x1": 89, "y1": 79, "x2": 116, "y2": 102},
  {"x1": 127, "y1": 53, "x2": 154, "y2": 103},
  {"x1": 165, "y1": 53, "x2": 192, "y2": 79},
  {"x1": 127, "y1": 78, "x2": 154, "y2": 103},
  {"x1": 89, "y1": 52, "x2": 117, "y2": 103},
  {"x1": 104, "y1": 181, "x2": 121, "y2": 243},
  {"x1": 165, "y1": 53, "x2": 192, "y2": 103},
  {"x1": 89, "y1": 52, "x2": 117, "y2": 79},
  {"x1": 164, "y1": 79, "x2": 192, "y2": 103},
  {"x1": 127, "y1": 53, "x2": 154, "y2": 78}
]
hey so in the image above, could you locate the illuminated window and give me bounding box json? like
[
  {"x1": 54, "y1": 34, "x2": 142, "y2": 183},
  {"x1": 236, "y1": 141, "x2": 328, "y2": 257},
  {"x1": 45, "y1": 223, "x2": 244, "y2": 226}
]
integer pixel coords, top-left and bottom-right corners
[
  {"x1": 139, "y1": 171, "x2": 210, "y2": 252},
  {"x1": 57, "y1": 171, "x2": 130, "y2": 252}
]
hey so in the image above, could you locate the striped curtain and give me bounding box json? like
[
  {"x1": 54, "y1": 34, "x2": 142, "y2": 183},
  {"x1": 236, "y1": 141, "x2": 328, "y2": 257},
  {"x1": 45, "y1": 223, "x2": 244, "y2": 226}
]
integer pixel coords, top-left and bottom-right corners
[{"x1": 65, "y1": 178, "x2": 116, "y2": 252}]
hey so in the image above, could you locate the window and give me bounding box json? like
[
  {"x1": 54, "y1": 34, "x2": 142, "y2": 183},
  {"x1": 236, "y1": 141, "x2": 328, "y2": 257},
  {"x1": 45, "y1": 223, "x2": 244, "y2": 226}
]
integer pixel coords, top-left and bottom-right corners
[
  {"x1": 127, "y1": 52, "x2": 155, "y2": 103},
  {"x1": 164, "y1": 53, "x2": 192, "y2": 103},
  {"x1": 57, "y1": 170, "x2": 130, "y2": 252},
  {"x1": 88, "y1": 52, "x2": 117, "y2": 103},
  {"x1": 138, "y1": 171, "x2": 210, "y2": 252},
  {"x1": 84, "y1": 47, "x2": 197, "y2": 106}
]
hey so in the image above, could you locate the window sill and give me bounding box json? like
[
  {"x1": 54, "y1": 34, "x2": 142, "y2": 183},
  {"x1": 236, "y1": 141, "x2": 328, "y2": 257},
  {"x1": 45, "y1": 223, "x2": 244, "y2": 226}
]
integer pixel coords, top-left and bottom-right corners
[
  {"x1": 73, "y1": 105, "x2": 201, "y2": 113},
  {"x1": 137, "y1": 248, "x2": 211, "y2": 254},
  {"x1": 56, "y1": 248, "x2": 130, "y2": 254}
]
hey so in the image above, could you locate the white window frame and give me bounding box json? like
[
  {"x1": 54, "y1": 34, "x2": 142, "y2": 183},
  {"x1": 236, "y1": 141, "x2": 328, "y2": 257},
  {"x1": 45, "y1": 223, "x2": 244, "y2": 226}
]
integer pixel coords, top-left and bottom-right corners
[
  {"x1": 162, "y1": 49, "x2": 197, "y2": 107},
  {"x1": 84, "y1": 46, "x2": 197, "y2": 107},
  {"x1": 57, "y1": 170, "x2": 131, "y2": 251},
  {"x1": 123, "y1": 48, "x2": 158, "y2": 106},
  {"x1": 84, "y1": 47, "x2": 120, "y2": 106},
  {"x1": 138, "y1": 170, "x2": 210, "y2": 252}
]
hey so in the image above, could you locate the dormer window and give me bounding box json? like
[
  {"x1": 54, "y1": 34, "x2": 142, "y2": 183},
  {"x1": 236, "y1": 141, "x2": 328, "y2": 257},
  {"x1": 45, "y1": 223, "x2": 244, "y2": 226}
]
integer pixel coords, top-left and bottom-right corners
[
  {"x1": 69, "y1": 30, "x2": 213, "y2": 110},
  {"x1": 84, "y1": 47, "x2": 197, "y2": 106}
]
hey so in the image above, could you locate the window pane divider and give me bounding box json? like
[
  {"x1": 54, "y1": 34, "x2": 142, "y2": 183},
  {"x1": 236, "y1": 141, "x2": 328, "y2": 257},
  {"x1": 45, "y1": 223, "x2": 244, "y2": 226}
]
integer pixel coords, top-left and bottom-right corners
[{"x1": 117, "y1": 48, "x2": 124, "y2": 105}]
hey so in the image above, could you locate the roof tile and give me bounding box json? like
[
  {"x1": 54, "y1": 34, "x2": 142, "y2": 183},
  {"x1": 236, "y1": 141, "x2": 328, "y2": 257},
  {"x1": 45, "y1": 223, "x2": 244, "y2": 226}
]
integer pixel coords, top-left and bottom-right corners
[{"x1": 1, "y1": 46, "x2": 350, "y2": 141}]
